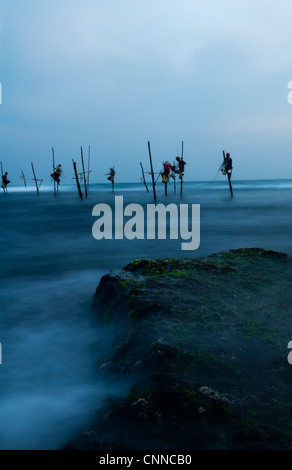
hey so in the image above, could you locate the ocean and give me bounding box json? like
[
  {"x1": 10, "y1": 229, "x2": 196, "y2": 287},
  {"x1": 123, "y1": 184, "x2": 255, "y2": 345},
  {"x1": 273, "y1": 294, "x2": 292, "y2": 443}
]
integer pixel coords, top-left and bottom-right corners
[{"x1": 1, "y1": 179, "x2": 292, "y2": 449}]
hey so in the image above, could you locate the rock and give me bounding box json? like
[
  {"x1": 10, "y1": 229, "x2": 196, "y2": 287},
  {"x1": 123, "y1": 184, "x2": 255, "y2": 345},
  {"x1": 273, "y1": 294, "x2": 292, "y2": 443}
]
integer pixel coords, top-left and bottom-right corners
[
  {"x1": 99, "y1": 361, "x2": 113, "y2": 372},
  {"x1": 81, "y1": 431, "x2": 97, "y2": 439},
  {"x1": 66, "y1": 248, "x2": 292, "y2": 450},
  {"x1": 199, "y1": 386, "x2": 230, "y2": 405},
  {"x1": 133, "y1": 361, "x2": 143, "y2": 370},
  {"x1": 198, "y1": 407, "x2": 206, "y2": 415}
]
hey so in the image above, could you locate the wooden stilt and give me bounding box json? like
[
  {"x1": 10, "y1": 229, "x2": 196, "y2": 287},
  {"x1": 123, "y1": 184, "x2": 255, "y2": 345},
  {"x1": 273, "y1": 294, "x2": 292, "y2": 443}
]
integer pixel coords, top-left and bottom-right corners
[
  {"x1": 52, "y1": 147, "x2": 57, "y2": 196},
  {"x1": 148, "y1": 141, "x2": 157, "y2": 201},
  {"x1": 140, "y1": 162, "x2": 149, "y2": 192},
  {"x1": 111, "y1": 170, "x2": 115, "y2": 193},
  {"x1": 173, "y1": 161, "x2": 176, "y2": 194},
  {"x1": 180, "y1": 141, "x2": 184, "y2": 197},
  {"x1": 87, "y1": 146, "x2": 91, "y2": 193},
  {"x1": 20, "y1": 170, "x2": 27, "y2": 189},
  {"x1": 73, "y1": 159, "x2": 83, "y2": 200},
  {"x1": 81, "y1": 146, "x2": 88, "y2": 198},
  {"x1": 228, "y1": 173, "x2": 233, "y2": 197},
  {"x1": 31, "y1": 162, "x2": 40, "y2": 195}
]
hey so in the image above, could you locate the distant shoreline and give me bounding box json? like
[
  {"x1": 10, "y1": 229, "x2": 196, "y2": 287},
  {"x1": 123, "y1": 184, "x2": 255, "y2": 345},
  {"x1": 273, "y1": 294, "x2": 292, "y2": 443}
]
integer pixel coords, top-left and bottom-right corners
[{"x1": 4, "y1": 178, "x2": 292, "y2": 193}]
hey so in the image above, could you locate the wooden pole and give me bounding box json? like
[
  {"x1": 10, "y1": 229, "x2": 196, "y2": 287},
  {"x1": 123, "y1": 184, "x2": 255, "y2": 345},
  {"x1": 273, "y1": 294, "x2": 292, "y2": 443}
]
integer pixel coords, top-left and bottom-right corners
[
  {"x1": 21, "y1": 170, "x2": 27, "y2": 189},
  {"x1": 140, "y1": 162, "x2": 149, "y2": 192},
  {"x1": 52, "y1": 147, "x2": 57, "y2": 196},
  {"x1": 223, "y1": 151, "x2": 233, "y2": 197},
  {"x1": 180, "y1": 141, "x2": 184, "y2": 197},
  {"x1": 173, "y1": 160, "x2": 176, "y2": 194},
  {"x1": 73, "y1": 159, "x2": 83, "y2": 200},
  {"x1": 228, "y1": 173, "x2": 233, "y2": 197},
  {"x1": 148, "y1": 141, "x2": 157, "y2": 201},
  {"x1": 81, "y1": 146, "x2": 88, "y2": 198},
  {"x1": 87, "y1": 146, "x2": 91, "y2": 193},
  {"x1": 31, "y1": 162, "x2": 39, "y2": 195},
  {"x1": 112, "y1": 170, "x2": 115, "y2": 193}
]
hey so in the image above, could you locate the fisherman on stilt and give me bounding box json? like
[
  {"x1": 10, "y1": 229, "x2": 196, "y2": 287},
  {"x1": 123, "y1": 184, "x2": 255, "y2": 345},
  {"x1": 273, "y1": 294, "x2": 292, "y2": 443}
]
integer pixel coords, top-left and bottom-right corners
[
  {"x1": 161, "y1": 162, "x2": 175, "y2": 184},
  {"x1": 2, "y1": 172, "x2": 10, "y2": 189},
  {"x1": 107, "y1": 167, "x2": 115, "y2": 183},
  {"x1": 51, "y1": 164, "x2": 63, "y2": 186},
  {"x1": 176, "y1": 156, "x2": 186, "y2": 180},
  {"x1": 221, "y1": 153, "x2": 233, "y2": 178},
  {"x1": 107, "y1": 167, "x2": 116, "y2": 191},
  {"x1": 221, "y1": 151, "x2": 234, "y2": 197}
]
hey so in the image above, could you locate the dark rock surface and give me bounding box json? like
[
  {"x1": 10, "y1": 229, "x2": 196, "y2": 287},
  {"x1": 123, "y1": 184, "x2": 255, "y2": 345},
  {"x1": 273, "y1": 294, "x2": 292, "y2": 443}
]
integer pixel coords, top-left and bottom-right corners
[{"x1": 66, "y1": 248, "x2": 292, "y2": 450}]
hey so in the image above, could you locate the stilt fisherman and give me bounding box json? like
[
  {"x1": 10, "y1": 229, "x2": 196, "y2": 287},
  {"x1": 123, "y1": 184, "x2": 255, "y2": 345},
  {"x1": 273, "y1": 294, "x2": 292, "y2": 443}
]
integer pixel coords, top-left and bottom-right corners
[{"x1": 51, "y1": 164, "x2": 63, "y2": 186}]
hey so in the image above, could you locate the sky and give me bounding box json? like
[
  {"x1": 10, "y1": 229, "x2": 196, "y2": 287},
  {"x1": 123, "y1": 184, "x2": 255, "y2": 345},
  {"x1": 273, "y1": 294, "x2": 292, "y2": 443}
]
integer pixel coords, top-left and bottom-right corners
[{"x1": 1, "y1": 0, "x2": 292, "y2": 184}]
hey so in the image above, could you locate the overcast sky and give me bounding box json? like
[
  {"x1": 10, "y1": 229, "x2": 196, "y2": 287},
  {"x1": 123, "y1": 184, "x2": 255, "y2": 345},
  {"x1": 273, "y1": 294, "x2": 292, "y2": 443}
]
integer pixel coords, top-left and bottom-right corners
[{"x1": 1, "y1": 0, "x2": 292, "y2": 184}]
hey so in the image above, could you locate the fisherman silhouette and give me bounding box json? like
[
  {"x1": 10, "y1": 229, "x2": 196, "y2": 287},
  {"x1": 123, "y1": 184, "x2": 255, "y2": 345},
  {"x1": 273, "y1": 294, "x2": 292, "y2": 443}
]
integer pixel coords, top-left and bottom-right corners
[
  {"x1": 107, "y1": 167, "x2": 115, "y2": 183},
  {"x1": 176, "y1": 156, "x2": 186, "y2": 179},
  {"x1": 221, "y1": 153, "x2": 233, "y2": 177},
  {"x1": 51, "y1": 164, "x2": 62, "y2": 185},
  {"x1": 2, "y1": 172, "x2": 10, "y2": 188}
]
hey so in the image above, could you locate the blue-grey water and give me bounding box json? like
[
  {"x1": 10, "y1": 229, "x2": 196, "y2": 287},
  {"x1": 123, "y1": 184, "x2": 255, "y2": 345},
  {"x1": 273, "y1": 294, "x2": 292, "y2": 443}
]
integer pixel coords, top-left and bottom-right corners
[{"x1": 1, "y1": 179, "x2": 292, "y2": 449}]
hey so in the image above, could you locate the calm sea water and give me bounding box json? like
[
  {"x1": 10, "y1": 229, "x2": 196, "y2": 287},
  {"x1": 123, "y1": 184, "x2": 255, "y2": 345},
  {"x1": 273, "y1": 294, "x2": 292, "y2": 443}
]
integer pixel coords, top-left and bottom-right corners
[{"x1": 1, "y1": 179, "x2": 292, "y2": 449}]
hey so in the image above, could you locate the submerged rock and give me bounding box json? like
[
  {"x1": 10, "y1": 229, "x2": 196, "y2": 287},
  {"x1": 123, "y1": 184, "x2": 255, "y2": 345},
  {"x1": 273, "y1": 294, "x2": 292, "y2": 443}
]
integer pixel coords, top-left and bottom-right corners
[{"x1": 67, "y1": 248, "x2": 292, "y2": 450}]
